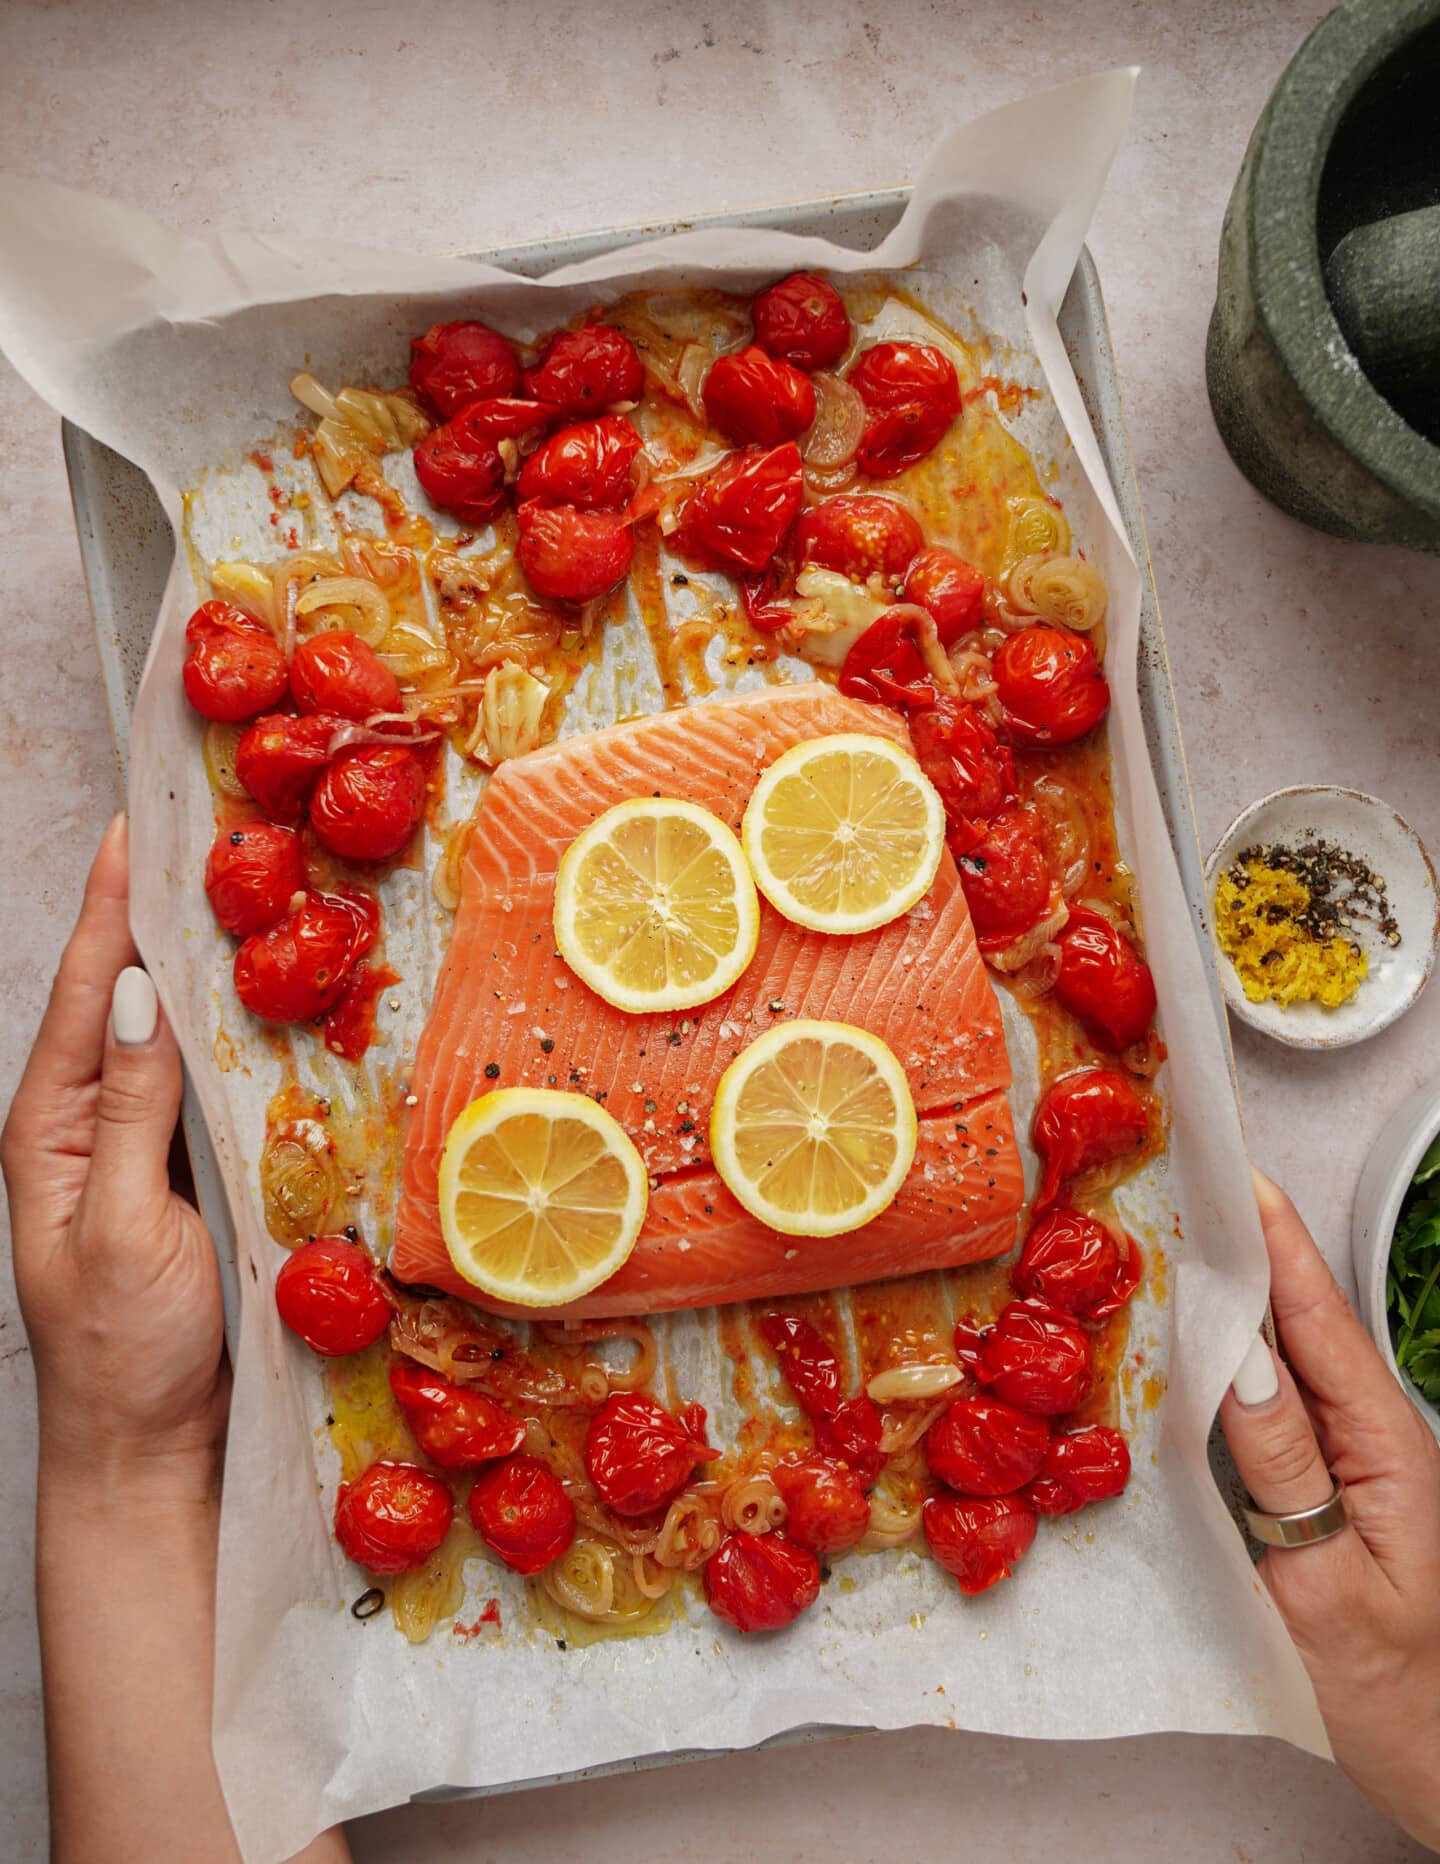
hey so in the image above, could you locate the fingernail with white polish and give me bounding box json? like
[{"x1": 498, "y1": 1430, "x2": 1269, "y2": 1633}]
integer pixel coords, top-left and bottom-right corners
[
  {"x1": 112, "y1": 966, "x2": 158, "y2": 1046},
  {"x1": 1231, "y1": 1332, "x2": 1279, "y2": 1409}
]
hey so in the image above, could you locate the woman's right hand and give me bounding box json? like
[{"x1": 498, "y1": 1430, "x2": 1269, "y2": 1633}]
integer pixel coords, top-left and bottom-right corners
[{"x1": 1221, "y1": 1170, "x2": 1440, "y2": 1853}]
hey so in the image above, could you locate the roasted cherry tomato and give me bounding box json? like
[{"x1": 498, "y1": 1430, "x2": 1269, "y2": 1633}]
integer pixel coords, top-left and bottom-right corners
[
  {"x1": 957, "y1": 807, "x2": 1054, "y2": 945},
  {"x1": 814, "y1": 1394, "x2": 887, "y2": 1488},
  {"x1": 909, "y1": 699, "x2": 1017, "y2": 857},
  {"x1": 203, "y1": 821, "x2": 306, "y2": 937},
  {"x1": 449, "y1": 396, "x2": 555, "y2": 443},
  {"x1": 771, "y1": 1457, "x2": 871, "y2": 1554},
  {"x1": 703, "y1": 344, "x2": 817, "y2": 447},
  {"x1": 233, "y1": 888, "x2": 378, "y2": 1024},
  {"x1": 516, "y1": 414, "x2": 641, "y2": 510},
  {"x1": 924, "y1": 1396, "x2": 1051, "y2": 1496},
  {"x1": 413, "y1": 409, "x2": 508, "y2": 525},
  {"x1": 676, "y1": 442, "x2": 804, "y2": 573},
  {"x1": 524, "y1": 324, "x2": 645, "y2": 414},
  {"x1": 1021, "y1": 1425, "x2": 1131, "y2": 1516},
  {"x1": 901, "y1": 545, "x2": 985, "y2": 643},
  {"x1": 408, "y1": 319, "x2": 521, "y2": 418},
  {"x1": 181, "y1": 600, "x2": 288, "y2": 722},
  {"x1": 956, "y1": 1299, "x2": 1092, "y2": 1417},
  {"x1": 795, "y1": 494, "x2": 923, "y2": 583},
  {"x1": 468, "y1": 1453, "x2": 576, "y2": 1575},
  {"x1": 922, "y1": 1493, "x2": 1036, "y2": 1596},
  {"x1": 322, "y1": 959, "x2": 396, "y2": 1063},
  {"x1": 235, "y1": 711, "x2": 343, "y2": 824},
  {"x1": 388, "y1": 1361, "x2": 526, "y2": 1470},
  {"x1": 273, "y1": 1235, "x2": 391, "y2": 1356},
  {"x1": 751, "y1": 272, "x2": 851, "y2": 373},
  {"x1": 1012, "y1": 1207, "x2": 1142, "y2": 1321},
  {"x1": 516, "y1": 502, "x2": 635, "y2": 602},
  {"x1": 334, "y1": 1460, "x2": 453, "y2": 1575},
  {"x1": 583, "y1": 1393, "x2": 721, "y2": 1518},
  {"x1": 759, "y1": 1312, "x2": 843, "y2": 1419},
  {"x1": 993, "y1": 625, "x2": 1110, "y2": 746},
  {"x1": 704, "y1": 1530, "x2": 821, "y2": 1633},
  {"x1": 310, "y1": 744, "x2": 427, "y2": 862},
  {"x1": 1053, "y1": 905, "x2": 1157, "y2": 1052},
  {"x1": 290, "y1": 630, "x2": 401, "y2": 723},
  {"x1": 740, "y1": 553, "x2": 795, "y2": 634},
  {"x1": 1031, "y1": 1068, "x2": 1150, "y2": 1207},
  {"x1": 848, "y1": 341, "x2": 960, "y2": 478},
  {"x1": 836, "y1": 607, "x2": 933, "y2": 710}
]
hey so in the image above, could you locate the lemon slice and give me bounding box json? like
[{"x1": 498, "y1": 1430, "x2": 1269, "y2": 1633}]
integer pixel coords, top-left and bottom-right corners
[
  {"x1": 553, "y1": 797, "x2": 760, "y2": 1014},
  {"x1": 741, "y1": 733, "x2": 945, "y2": 934},
  {"x1": 438, "y1": 1089, "x2": 647, "y2": 1306},
  {"x1": 710, "y1": 1019, "x2": 917, "y2": 1237}
]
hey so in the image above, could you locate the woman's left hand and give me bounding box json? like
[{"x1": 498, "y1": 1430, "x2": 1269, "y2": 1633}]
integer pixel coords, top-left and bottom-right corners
[{"x1": 3, "y1": 812, "x2": 229, "y2": 1490}]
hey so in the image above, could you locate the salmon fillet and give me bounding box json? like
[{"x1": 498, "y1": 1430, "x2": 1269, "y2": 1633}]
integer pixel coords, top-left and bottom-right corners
[{"x1": 393, "y1": 684, "x2": 1021, "y2": 1314}]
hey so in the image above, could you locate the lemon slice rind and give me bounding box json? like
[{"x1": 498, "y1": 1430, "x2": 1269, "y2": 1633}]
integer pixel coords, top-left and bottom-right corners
[
  {"x1": 438, "y1": 1088, "x2": 647, "y2": 1307},
  {"x1": 710, "y1": 1018, "x2": 917, "y2": 1238},
  {"x1": 554, "y1": 796, "x2": 760, "y2": 1015}
]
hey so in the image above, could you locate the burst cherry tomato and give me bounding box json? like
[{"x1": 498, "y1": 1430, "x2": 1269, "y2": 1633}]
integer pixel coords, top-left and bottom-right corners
[
  {"x1": 676, "y1": 442, "x2": 804, "y2": 573},
  {"x1": 334, "y1": 1460, "x2": 453, "y2": 1576},
  {"x1": 1053, "y1": 906, "x2": 1157, "y2": 1052},
  {"x1": 524, "y1": 324, "x2": 645, "y2": 413},
  {"x1": 290, "y1": 631, "x2": 401, "y2": 723},
  {"x1": 957, "y1": 1300, "x2": 1092, "y2": 1416},
  {"x1": 924, "y1": 1396, "x2": 1051, "y2": 1496},
  {"x1": 310, "y1": 744, "x2": 427, "y2": 863},
  {"x1": 388, "y1": 1361, "x2": 526, "y2": 1470},
  {"x1": 771, "y1": 1458, "x2": 871, "y2": 1554},
  {"x1": 1021, "y1": 1425, "x2": 1131, "y2": 1515},
  {"x1": 751, "y1": 272, "x2": 851, "y2": 373},
  {"x1": 516, "y1": 414, "x2": 641, "y2": 509},
  {"x1": 233, "y1": 889, "x2": 378, "y2": 1024},
  {"x1": 322, "y1": 960, "x2": 396, "y2": 1063},
  {"x1": 468, "y1": 1453, "x2": 576, "y2": 1574},
  {"x1": 703, "y1": 345, "x2": 817, "y2": 447},
  {"x1": 848, "y1": 341, "x2": 960, "y2": 478},
  {"x1": 235, "y1": 712, "x2": 343, "y2": 824},
  {"x1": 759, "y1": 1312, "x2": 843, "y2": 1419},
  {"x1": 957, "y1": 807, "x2": 1054, "y2": 945},
  {"x1": 516, "y1": 502, "x2": 635, "y2": 602},
  {"x1": 901, "y1": 546, "x2": 985, "y2": 643},
  {"x1": 1012, "y1": 1207, "x2": 1142, "y2": 1321},
  {"x1": 273, "y1": 1235, "x2": 391, "y2": 1356},
  {"x1": 583, "y1": 1393, "x2": 721, "y2": 1518},
  {"x1": 795, "y1": 494, "x2": 923, "y2": 583},
  {"x1": 909, "y1": 699, "x2": 1017, "y2": 857},
  {"x1": 1031, "y1": 1068, "x2": 1150, "y2": 1207},
  {"x1": 408, "y1": 320, "x2": 521, "y2": 418},
  {"x1": 704, "y1": 1531, "x2": 821, "y2": 1633},
  {"x1": 203, "y1": 821, "x2": 306, "y2": 937},
  {"x1": 815, "y1": 1395, "x2": 887, "y2": 1487},
  {"x1": 993, "y1": 625, "x2": 1110, "y2": 746},
  {"x1": 923, "y1": 1493, "x2": 1036, "y2": 1595},
  {"x1": 181, "y1": 601, "x2": 288, "y2": 722},
  {"x1": 836, "y1": 607, "x2": 933, "y2": 710},
  {"x1": 413, "y1": 409, "x2": 508, "y2": 525},
  {"x1": 450, "y1": 396, "x2": 555, "y2": 443}
]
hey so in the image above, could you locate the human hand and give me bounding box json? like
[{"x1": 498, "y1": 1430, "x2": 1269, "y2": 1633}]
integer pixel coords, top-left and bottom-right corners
[
  {"x1": 1221, "y1": 1169, "x2": 1440, "y2": 1853},
  {"x1": 3, "y1": 814, "x2": 228, "y2": 1494}
]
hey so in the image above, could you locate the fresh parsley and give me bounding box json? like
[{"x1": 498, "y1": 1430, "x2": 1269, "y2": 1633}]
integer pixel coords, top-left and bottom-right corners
[{"x1": 1387, "y1": 1130, "x2": 1440, "y2": 1405}]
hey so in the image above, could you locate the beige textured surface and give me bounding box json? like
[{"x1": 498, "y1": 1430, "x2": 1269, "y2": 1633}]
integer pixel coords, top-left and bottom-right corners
[{"x1": 2, "y1": 3, "x2": 1437, "y2": 1859}]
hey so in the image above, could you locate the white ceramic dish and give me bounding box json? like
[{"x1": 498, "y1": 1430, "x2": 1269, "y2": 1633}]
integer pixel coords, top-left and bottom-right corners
[
  {"x1": 1352, "y1": 1077, "x2": 1440, "y2": 1443},
  {"x1": 1204, "y1": 785, "x2": 1438, "y2": 1049}
]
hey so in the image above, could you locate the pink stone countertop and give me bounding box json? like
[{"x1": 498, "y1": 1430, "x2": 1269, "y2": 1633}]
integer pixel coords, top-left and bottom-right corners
[{"x1": 2, "y1": 2, "x2": 1437, "y2": 1859}]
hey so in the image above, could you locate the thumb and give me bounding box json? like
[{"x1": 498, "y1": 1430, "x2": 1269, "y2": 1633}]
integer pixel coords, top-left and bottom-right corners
[{"x1": 87, "y1": 967, "x2": 184, "y2": 1209}]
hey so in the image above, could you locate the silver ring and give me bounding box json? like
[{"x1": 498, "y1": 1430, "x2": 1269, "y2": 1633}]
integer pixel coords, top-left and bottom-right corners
[{"x1": 1242, "y1": 1478, "x2": 1350, "y2": 1549}]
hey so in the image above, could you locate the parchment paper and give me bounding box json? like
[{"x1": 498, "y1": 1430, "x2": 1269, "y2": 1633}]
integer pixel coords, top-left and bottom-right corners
[{"x1": 0, "y1": 70, "x2": 1327, "y2": 1864}]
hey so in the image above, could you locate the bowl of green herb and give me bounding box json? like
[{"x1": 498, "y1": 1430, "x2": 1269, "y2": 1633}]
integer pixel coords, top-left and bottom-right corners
[{"x1": 1354, "y1": 1081, "x2": 1440, "y2": 1441}]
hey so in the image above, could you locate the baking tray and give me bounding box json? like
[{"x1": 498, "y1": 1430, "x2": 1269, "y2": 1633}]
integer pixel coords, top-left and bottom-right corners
[{"x1": 62, "y1": 186, "x2": 1229, "y2": 1800}]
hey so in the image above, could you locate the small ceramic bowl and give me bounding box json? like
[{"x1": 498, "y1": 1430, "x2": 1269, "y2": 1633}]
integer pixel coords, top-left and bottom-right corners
[
  {"x1": 1352, "y1": 1078, "x2": 1440, "y2": 1443},
  {"x1": 1204, "y1": 785, "x2": 1438, "y2": 1049}
]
